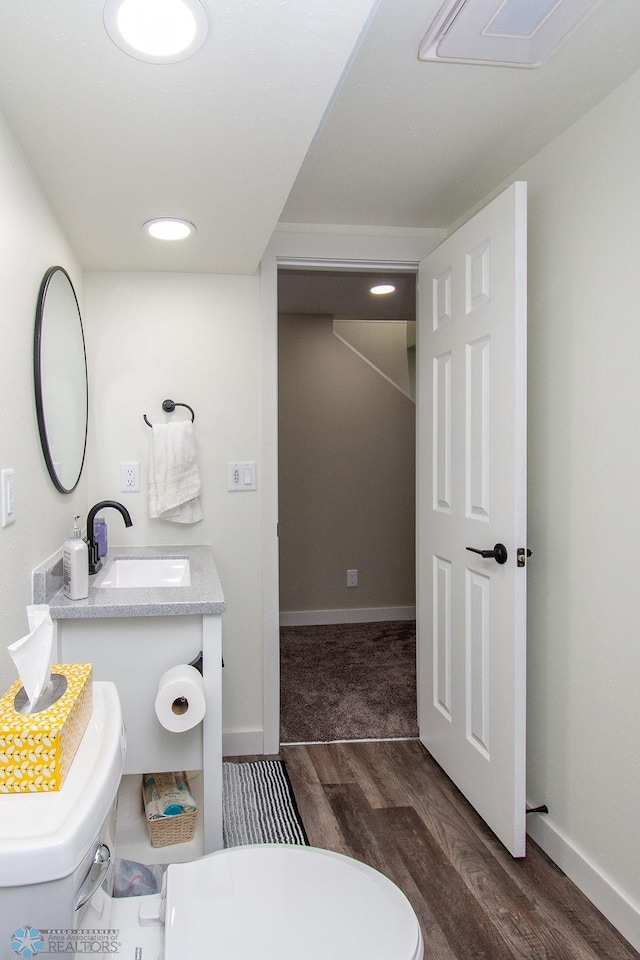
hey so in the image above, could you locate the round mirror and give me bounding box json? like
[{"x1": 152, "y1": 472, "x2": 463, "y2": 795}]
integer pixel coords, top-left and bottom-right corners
[{"x1": 34, "y1": 266, "x2": 88, "y2": 494}]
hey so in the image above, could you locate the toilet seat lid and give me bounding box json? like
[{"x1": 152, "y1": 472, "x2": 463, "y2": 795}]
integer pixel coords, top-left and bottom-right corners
[{"x1": 164, "y1": 844, "x2": 423, "y2": 960}]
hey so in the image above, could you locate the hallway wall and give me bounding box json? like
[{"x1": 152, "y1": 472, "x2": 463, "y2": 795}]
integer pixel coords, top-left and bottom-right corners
[{"x1": 278, "y1": 311, "x2": 415, "y2": 617}]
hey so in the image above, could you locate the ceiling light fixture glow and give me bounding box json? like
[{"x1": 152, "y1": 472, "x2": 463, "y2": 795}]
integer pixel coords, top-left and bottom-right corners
[
  {"x1": 144, "y1": 218, "x2": 195, "y2": 240},
  {"x1": 104, "y1": 0, "x2": 208, "y2": 63},
  {"x1": 370, "y1": 284, "x2": 397, "y2": 295}
]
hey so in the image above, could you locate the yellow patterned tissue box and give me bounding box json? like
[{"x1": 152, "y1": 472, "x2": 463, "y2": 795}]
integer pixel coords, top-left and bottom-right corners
[{"x1": 0, "y1": 663, "x2": 93, "y2": 793}]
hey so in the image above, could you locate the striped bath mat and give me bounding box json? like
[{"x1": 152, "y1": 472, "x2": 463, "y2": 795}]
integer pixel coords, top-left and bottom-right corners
[{"x1": 222, "y1": 760, "x2": 308, "y2": 847}]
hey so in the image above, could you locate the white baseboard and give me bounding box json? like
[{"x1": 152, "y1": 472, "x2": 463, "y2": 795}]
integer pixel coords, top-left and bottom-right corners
[
  {"x1": 280, "y1": 606, "x2": 416, "y2": 626},
  {"x1": 222, "y1": 729, "x2": 264, "y2": 757},
  {"x1": 527, "y1": 812, "x2": 640, "y2": 953}
]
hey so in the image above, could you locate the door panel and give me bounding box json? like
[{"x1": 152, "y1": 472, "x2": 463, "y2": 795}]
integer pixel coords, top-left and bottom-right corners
[{"x1": 417, "y1": 181, "x2": 528, "y2": 857}]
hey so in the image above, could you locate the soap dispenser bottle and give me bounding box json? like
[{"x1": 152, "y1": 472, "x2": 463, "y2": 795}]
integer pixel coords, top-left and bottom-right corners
[{"x1": 63, "y1": 515, "x2": 89, "y2": 600}]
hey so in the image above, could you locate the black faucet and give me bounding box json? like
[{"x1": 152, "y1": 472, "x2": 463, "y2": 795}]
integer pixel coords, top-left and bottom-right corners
[{"x1": 86, "y1": 500, "x2": 133, "y2": 575}]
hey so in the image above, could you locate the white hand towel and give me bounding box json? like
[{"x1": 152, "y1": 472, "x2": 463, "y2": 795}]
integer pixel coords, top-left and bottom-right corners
[{"x1": 149, "y1": 421, "x2": 203, "y2": 523}]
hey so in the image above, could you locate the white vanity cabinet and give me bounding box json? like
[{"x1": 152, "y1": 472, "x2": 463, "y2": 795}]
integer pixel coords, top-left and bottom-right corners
[{"x1": 39, "y1": 545, "x2": 225, "y2": 855}]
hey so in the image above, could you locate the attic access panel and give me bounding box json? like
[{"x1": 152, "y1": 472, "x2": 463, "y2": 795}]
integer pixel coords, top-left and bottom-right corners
[{"x1": 418, "y1": 0, "x2": 603, "y2": 68}]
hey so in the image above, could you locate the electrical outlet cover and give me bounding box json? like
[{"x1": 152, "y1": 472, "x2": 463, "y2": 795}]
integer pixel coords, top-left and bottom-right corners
[{"x1": 120, "y1": 462, "x2": 140, "y2": 492}]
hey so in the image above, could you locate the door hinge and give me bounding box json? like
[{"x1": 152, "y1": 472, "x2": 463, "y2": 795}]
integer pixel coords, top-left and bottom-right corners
[{"x1": 517, "y1": 547, "x2": 532, "y2": 567}]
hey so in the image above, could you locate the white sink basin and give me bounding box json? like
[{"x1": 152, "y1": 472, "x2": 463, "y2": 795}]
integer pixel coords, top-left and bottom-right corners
[{"x1": 99, "y1": 557, "x2": 191, "y2": 588}]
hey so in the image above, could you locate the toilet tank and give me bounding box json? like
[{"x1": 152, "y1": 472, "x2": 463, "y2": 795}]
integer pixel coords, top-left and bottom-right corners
[{"x1": 0, "y1": 682, "x2": 125, "y2": 959}]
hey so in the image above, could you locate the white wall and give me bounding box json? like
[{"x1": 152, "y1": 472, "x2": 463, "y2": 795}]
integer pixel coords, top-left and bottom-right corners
[
  {"x1": 0, "y1": 110, "x2": 85, "y2": 693},
  {"x1": 83, "y1": 273, "x2": 264, "y2": 751},
  {"x1": 510, "y1": 69, "x2": 640, "y2": 946}
]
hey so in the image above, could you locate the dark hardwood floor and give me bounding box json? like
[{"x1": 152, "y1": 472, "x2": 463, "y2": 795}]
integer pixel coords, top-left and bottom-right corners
[{"x1": 273, "y1": 739, "x2": 640, "y2": 960}]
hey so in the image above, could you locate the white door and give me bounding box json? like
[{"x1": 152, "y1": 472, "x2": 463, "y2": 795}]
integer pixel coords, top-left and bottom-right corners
[{"x1": 416, "y1": 181, "x2": 528, "y2": 857}]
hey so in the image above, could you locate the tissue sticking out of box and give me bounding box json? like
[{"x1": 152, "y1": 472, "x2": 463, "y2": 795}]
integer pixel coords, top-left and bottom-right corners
[{"x1": 7, "y1": 605, "x2": 56, "y2": 714}]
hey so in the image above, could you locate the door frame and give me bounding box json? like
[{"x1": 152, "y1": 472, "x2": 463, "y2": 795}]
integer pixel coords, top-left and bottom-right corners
[{"x1": 260, "y1": 226, "x2": 445, "y2": 753}]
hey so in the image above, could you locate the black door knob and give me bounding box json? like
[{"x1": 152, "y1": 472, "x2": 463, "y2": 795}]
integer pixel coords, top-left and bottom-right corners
[{"x1": 466, "y1": 543, "x2": 508, "y2": 565}]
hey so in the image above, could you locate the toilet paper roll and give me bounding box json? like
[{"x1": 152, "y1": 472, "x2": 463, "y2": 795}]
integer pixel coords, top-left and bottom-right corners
[{"x1": 154, "y1": 664, "x2": 206, "y2": 733}]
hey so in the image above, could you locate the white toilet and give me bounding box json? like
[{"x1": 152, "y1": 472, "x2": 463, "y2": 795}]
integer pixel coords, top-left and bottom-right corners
[{"x1": 0, "y1": 682, "x2": 423, "y2": 960}]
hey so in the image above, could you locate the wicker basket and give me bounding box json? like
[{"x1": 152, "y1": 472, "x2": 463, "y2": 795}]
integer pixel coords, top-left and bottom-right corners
[
  {"x1": 143, "y1": 771, "x2": 197, "y2": 848},
  {"x1": 146, "y1": 806, "x2": 197, "y2": 848}
]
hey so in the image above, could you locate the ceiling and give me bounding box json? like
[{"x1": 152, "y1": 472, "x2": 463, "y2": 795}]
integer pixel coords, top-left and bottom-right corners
[
  {"x1": 1, "y1": 0, "x2": 640, "y2": 276},
  {"x1": 279, "y1": 270, "x2": 416, "y2": 322},
  {"x1": 284, "y1": 0, "x2": 640, "y2": 230},
  {"x1": 0, "y1": 0, "x2": 376, "y2": 274}
]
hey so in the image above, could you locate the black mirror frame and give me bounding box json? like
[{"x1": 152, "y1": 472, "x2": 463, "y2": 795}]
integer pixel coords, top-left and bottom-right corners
[{"x1": 33, "y1": 265, "x2": 88, "y2": 494}]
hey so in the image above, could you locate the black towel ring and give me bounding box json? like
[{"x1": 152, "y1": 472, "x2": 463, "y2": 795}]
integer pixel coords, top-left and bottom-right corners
[{"x1": 143, "y1": 399, "x2": 195, "y2": 428}]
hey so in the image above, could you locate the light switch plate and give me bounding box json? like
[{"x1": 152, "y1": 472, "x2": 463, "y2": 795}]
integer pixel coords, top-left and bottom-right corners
[
  {"x1": 227, "y1": 461, "x2": 257, "y2": 492},
  {"x1": 1, "y1": 468, "x2": 15, "y2": 527}
]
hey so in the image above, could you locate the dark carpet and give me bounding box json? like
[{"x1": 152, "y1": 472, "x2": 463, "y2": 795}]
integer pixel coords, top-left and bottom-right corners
[{"x1": 280, "y1": 620, "x2": 418, "y2": 743}]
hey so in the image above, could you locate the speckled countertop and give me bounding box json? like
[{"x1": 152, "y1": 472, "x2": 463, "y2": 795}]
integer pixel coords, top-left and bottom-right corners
[{"x1": 34, "y1": 544, "x2": 225, "y2": 619}]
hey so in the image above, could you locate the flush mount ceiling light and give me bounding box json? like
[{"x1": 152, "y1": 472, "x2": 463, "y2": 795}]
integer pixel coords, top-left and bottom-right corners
[
  {"x1": 418, "y1": 0, "x2": 603, "y2": 68},
  {"x1": 104, "y1": 0, "x2": 208, "y2": 64},
  {"x1": 143, "y1": 218, "x2": 196, "y2": 240},
  {"x1": 370, "y1": 284, "x2": 397, "y2": 295}
]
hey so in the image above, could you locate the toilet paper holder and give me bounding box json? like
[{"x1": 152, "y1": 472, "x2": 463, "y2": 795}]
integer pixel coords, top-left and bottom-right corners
[
  {"x1": 169, "y1": 651, "x2": 222, "y2": 719},
  {"x1": 167, "y1": 652, "x2": 205, "y2": 716},
  {"x1": 188, "y1": 651, "x2": 224, "y2": 674}
]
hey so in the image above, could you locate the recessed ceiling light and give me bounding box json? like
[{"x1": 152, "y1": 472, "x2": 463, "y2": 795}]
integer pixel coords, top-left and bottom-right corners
[
  {"x1": 370, "y1": 284, "x2": 397, "y2": 295},
  {"x1": 143, "y1": 218, "x2": 196, "y2": 240},
  {"x1": 104, "y1": 0, "x2": 208, "y2": 64}
]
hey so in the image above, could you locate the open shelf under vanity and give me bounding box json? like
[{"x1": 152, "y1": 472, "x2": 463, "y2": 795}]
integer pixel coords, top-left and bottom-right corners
[{"x1": 114, "y1": 770, "x2": 205, "y2": 866}]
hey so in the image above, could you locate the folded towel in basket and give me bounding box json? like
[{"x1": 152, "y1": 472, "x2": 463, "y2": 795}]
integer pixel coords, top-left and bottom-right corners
[{"x1": 148, "y1": 421, "x2": 203, "y2": 523}]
